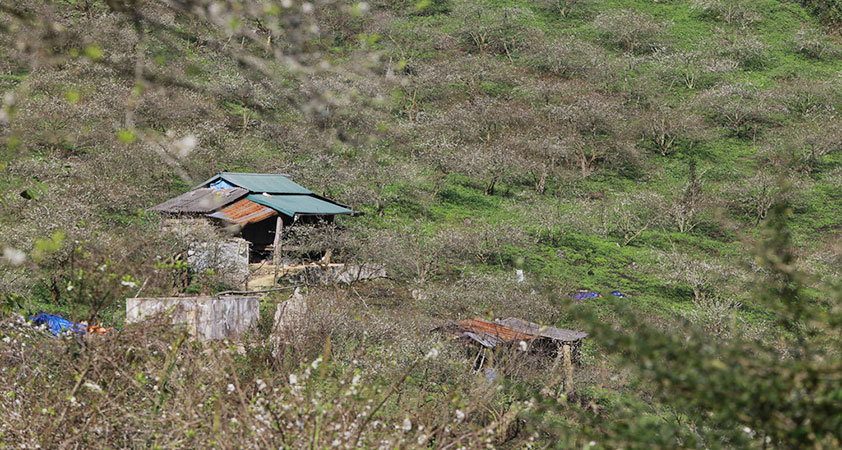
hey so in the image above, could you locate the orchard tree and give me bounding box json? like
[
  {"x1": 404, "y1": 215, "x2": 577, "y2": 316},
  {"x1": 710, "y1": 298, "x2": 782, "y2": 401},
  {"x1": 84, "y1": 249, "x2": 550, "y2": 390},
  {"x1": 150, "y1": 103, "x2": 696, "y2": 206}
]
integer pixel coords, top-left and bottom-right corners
[
  {"x1": 547, "y1": 93, "x2": 635, "y2": 178},
  {"x1": 641, "y1": 105, "x2": 708, "y2": 157}
]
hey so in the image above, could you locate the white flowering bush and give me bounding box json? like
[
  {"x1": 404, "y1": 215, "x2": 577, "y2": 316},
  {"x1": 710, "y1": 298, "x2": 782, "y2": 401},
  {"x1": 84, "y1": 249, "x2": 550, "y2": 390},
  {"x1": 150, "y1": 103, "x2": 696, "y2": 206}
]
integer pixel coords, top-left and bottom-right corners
[{"x1": 0, "y1": 312, "x2": 543, "y2": 448}]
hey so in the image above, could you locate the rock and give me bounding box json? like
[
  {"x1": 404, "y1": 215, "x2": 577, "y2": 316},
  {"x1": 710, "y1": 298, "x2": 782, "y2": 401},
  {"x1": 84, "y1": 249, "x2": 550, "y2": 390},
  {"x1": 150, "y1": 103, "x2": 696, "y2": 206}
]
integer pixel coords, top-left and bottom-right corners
[{"x1": 271, "y1": 288, "x2": 308, "y2": 355}]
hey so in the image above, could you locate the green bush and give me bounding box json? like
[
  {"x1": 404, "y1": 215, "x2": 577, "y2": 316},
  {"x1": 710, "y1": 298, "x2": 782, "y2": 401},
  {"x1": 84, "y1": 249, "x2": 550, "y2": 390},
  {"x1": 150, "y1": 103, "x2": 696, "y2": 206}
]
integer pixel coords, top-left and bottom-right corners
[{"x1": 803, "y1": 0, "x2": 842, "y2": 26}]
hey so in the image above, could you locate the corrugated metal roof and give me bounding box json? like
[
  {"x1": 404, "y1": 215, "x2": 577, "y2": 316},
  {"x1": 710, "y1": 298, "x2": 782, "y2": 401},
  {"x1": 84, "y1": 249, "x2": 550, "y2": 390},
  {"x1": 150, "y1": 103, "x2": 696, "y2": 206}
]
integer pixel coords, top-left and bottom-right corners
[
  {"x1": 197, "y1": 173, "x2": 312, "y2": 195},
  {"x1": 443, "y1": 318, "x2": 586, "y2": 349},
  {"x1": 247, "y1": 194, "x2": 353, "y2": 217},
  {"x1": 207, "y1": 198, "x2": 277, "y2": 225},
  {"x1": 150, "y1": 188, "x2": 248, "y2": 213},
  {"x1": 496, "y1": 318, "x2": 588, "y2": 342},
  {"x1": 458, "y1": 318, "x2": 535, "y2": 344}
]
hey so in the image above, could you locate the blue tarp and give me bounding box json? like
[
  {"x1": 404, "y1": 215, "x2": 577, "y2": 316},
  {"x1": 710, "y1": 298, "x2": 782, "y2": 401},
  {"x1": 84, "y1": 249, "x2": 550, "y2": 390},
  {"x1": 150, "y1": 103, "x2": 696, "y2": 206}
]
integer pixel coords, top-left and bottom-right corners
[
  {"x1": 572, "y1": 292, "x2": 602, "y2": 300},
  {"x1": 29, "y1": 313, "x2": 86, "y2": 337},
  {"x1": 209, "y1": 179, "x2": 236, "y2": 190},
  {"x1": 572, "y1": 291, "x2": 627, "y2": 301}
]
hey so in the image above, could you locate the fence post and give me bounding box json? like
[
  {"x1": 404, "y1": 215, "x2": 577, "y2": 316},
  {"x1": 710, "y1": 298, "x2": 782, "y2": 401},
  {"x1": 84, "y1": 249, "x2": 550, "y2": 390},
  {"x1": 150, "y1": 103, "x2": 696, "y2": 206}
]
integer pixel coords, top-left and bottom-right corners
[{"x1": 562, "y1": 344, "x2": 573, "y2": 395}]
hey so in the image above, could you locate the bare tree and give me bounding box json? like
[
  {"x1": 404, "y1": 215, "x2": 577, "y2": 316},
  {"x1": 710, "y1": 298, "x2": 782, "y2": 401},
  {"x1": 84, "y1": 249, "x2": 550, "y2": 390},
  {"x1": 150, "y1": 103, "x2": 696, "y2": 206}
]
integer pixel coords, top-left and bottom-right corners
[
  {"x1": 641, "y1": 105, "x2": 708, "y2": 157},
  {"x1": 660, "y1": 247, "x2": 732, "y2": 305},
  {"x1": 721, "y1": 34, "x2": 769, "y2": 69},
  {"x1": 692, "y1": 0, "x2": 762, "y2": 29},
  {"x1": 592, "y1": 10, "x2": 668, "y2": 54},
  {"x1": 603, "y1": 192, "x2": 666, "y2": 246},
  {"x1": 668, "y1": 161, "x2": 707, "y2": 233},
  {"x1": 698, "y1": 83, "x2": 783, "y2": 141},
  {"x1": 791, "y1": 27, "x2": 839, "y2": 60},
  {"x1": 537, "y1": 0, "x2": 586, "y2": 18},
  {"x1": 523, "y1": 36, "x2": 604, "y2": 80},
  {"x1": 653, "y1": 50, "x2": 737, "y2": 90},
  {"x1": 726, "y1": 172, "x2": 796, "y2": 226},
  {"x1": 547, "y1": 94, "x2": 636, "y2": 178},
  {"x1": 453, "y1": 5, "x2": 537, "y2": 58}
]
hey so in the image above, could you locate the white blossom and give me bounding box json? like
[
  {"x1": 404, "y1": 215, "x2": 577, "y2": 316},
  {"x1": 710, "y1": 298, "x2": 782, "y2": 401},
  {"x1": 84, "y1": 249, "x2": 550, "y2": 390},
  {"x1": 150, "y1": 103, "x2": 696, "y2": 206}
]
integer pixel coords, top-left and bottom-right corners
[{"x1": 2, "y1": 247, "x2": 25, "y2": 266}]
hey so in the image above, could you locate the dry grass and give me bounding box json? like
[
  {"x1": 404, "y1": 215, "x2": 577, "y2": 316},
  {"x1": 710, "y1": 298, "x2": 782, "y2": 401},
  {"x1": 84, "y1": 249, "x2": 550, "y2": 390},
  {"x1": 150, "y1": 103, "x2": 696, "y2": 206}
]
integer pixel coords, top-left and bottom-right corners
[{"x1": 0, "y1": 286, "x2": 586, "y2": 448}]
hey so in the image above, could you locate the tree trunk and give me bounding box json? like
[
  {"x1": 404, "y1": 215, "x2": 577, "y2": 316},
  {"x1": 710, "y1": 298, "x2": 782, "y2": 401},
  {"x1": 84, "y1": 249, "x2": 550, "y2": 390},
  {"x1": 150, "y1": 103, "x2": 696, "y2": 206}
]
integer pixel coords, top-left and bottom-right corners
[{"x1": 485, "y1": 176, "x2": 497, "y2": 195}]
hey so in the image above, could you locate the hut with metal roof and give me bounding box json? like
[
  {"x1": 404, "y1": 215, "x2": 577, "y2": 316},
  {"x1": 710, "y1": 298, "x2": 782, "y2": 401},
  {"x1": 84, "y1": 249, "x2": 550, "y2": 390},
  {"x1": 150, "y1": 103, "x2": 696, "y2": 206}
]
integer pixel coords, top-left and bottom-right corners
[{"x1": 151, "y1": 173, "x2": 356, "y2": 264}]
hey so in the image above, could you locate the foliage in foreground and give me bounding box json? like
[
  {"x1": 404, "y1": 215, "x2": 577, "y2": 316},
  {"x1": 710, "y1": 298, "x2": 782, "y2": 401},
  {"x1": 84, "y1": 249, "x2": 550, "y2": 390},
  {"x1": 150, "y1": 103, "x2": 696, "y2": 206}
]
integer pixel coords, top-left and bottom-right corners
[{"x1": 2, "y1": 204, "x2": 842, "y2": 448}]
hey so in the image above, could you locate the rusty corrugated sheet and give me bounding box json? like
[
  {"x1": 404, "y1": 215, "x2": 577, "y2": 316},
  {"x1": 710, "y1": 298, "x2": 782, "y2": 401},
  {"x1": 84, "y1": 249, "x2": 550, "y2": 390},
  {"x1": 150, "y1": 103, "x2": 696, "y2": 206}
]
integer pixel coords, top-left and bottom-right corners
[
  {"x1": 150, "y1": 188, "x2": 248, "y2": 213},
  {"x1": 443, "y1": 318, "x2": 586, "y2": 349},
  {"x1": 207, "y1": 198, "x2": 277, "y2": 225},
  {"x1": 457, "y1": 318, "x2": 535, "y2": 347},
  {"x1": 496, "y1": 318, "x2": 588, "y2": 342}
]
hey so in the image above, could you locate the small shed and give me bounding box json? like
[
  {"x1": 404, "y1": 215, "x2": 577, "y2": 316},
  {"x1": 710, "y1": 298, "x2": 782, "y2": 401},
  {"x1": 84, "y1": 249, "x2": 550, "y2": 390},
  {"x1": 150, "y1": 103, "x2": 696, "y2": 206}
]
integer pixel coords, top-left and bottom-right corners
[
  {"x1": 151, "y1": 173, "x2": 357, "y2": 264},
  {"x1": 437, "y1": 317, "x2": 587, "y2": 364}
]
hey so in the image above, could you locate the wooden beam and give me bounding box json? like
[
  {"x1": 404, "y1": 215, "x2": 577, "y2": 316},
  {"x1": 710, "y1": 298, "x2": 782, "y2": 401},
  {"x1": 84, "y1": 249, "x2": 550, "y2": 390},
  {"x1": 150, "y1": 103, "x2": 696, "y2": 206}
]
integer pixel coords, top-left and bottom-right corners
[{"x1": 273, "y1": 216, "x2": 283, "y2": 284}]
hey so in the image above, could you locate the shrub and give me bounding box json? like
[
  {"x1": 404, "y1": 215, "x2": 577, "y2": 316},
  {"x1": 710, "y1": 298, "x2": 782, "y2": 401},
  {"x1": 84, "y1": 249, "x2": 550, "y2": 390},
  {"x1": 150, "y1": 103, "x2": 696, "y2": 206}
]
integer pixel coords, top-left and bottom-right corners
[
  {"x1": 375, "y1": 0, "x2": 450, "y2": 16},
  {"x1": 667, "y1": 162, "x2": 708, "y2": 233},
  {"x1": 680, "y1": 298, "x2": 747, "y2": 337},
  {"x1": 522, "y1": 36, "x2": 604, "y2": 79},
  {"x1": 691, "y1": 0, "x2": 762, "y2": 28},
  {"x1": 0, "y1": 298, "x2": 538, "y2": 448},
  {"x1": 454, "y1": 5, "x2": 536, "y2": 57},
  {"x1": 658, "y1": 248, "x2": 734, "y2": 304},
  {"x1": 641, "y1": 105, "x2": 708, "y2": 156},
  {"x1": 791, "y1": 27, "x2": 839, "y2": 59},
  {"x1": 519, "y1": 134, "x2": 577, "y2": 194},
  {"x1": 697, "y1": 83, "x2": 783, "y2": 140},
  {"x1": 537, "y1": 0, "x2": 587, "y2": 19},
  {"x1": 723, "y1": 171, "x2": 797, "y2": 225},
  {"x1": 604, "y1": 192, "x2": 667, "y2": 245},
  {"x1": 763, "y1": 122, "x2": 842, "y2": 175},
  {"x1": 414, "y1": 273, "x2": 556, "y2": 319},
  {"x1": 777, "y1": 78, "x2": 840, "y2": 118},
  {"x1": 722, "y1": 34, "x2": 770, "y2": 69},
  {"x1": 592, "y1": 10, "x2": 668, "y2": 54},
  {"x1": 802, "y1": 0, "x2": 842, "y2": 27},
  {"x1": 653, "y1": 50, "x2": 737, "y2": 90},
  {"x1": 546, "y1": 94, "x2": 638, "y2": 178}
]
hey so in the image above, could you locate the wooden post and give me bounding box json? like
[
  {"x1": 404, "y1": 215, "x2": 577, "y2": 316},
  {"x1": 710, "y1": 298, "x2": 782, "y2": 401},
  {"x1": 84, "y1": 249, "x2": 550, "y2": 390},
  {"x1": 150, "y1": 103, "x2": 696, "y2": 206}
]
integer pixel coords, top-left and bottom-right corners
[
  {"x1": 273, "y1": 216, "x2": 283, "y2": 284},
  {"x1": 562, "y1": 344, "x2": 573, "y2": 395}
]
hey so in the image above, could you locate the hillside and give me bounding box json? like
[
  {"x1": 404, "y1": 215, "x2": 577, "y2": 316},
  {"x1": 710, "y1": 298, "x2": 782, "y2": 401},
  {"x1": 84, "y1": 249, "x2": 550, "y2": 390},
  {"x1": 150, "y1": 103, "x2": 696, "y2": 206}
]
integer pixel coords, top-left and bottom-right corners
[{"x1": 2, "y1": 0, "x2": 842, "y2": 447}]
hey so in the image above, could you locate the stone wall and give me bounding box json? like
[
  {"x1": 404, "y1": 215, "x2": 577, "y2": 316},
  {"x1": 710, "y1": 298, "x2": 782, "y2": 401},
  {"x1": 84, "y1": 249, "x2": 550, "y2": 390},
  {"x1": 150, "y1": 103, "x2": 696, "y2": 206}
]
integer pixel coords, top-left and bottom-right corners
[{"x1": 187, "y1": 238, "x2": 250, "y2": 287}]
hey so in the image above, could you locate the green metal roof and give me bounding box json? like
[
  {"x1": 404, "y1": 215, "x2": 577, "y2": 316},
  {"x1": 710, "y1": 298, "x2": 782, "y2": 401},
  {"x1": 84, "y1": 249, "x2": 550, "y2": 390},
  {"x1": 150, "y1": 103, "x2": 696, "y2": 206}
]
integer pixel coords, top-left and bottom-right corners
[
  {"x1": 247, "y1": 194, "x2": 353, "y2": 217},
  {"x1": 199, "y1": 172, "x2": 312, "y2": 194}
]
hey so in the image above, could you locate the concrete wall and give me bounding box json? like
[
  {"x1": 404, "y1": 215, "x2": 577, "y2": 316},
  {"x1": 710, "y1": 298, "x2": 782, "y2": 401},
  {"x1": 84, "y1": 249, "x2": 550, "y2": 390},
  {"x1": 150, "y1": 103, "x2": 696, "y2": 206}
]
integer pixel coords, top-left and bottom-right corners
[
  {"x1": 126, "y1": 296, "x2": 259, "y2": 341},
  {"x1": 187, "y1": 238, "x2": 250, "y2": 286}
]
